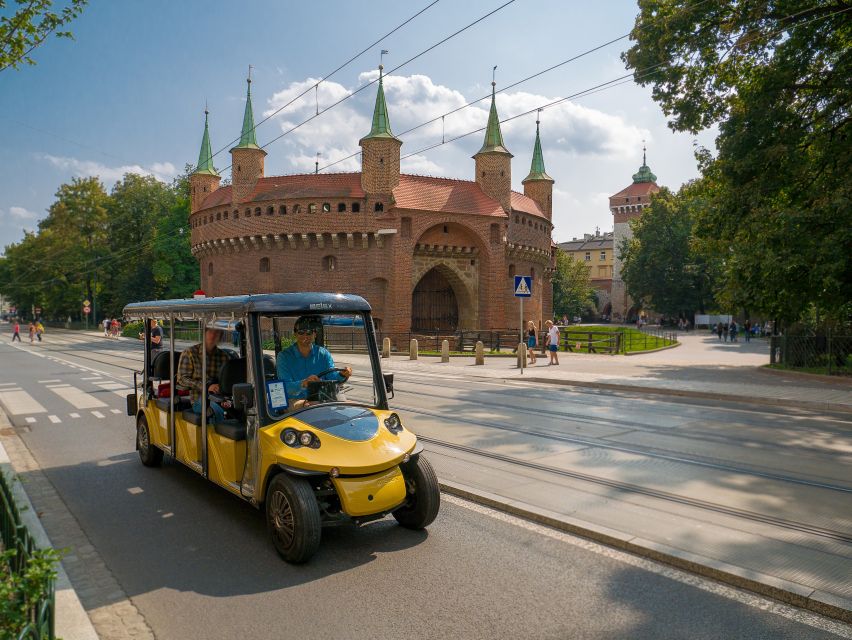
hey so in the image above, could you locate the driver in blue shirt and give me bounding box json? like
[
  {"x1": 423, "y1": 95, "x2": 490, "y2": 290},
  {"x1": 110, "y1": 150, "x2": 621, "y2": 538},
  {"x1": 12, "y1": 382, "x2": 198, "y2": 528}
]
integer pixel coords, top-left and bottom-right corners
[{"x1": 276, "y1": 315, "x2": 352, "y2": 402}]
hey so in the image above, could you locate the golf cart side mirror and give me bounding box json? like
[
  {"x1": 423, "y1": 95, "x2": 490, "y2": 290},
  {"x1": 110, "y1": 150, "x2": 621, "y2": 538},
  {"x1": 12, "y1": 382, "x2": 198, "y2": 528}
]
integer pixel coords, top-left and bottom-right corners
[
  {"x1": 383, "y1": 373, "x2": 394, "y2": 399},
  {"x1": 232, "y1": 383, "x2": 255, "y2": 410}
]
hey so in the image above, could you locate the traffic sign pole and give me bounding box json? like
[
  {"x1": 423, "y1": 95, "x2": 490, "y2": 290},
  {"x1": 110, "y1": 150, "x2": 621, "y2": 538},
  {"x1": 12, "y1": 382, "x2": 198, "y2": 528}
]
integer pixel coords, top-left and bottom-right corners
[{"x1": 520, "y1": 296, "x2": 524, "y2": 374}]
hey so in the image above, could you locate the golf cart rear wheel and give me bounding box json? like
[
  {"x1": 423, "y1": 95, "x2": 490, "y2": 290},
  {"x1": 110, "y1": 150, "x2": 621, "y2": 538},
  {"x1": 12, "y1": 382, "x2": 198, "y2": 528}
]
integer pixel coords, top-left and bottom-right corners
[
  {"x1": 266, "y1": 473, "x2": 321, "y2": 564},
  {"x1": 393, "y1": 455, "x2": 440, "y2": 529}
]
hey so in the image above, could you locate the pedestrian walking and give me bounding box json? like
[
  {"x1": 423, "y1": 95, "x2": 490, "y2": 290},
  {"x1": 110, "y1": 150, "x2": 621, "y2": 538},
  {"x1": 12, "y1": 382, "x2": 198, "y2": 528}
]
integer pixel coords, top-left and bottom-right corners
[
  {"x1": 110, "y1": 317, "x2": 120, "y2": 337},
  {"x1": 716, "y1": 322, "x2": 723, "y2": 341},
  {"x1": 545, "y1": 320, "x2": 560, "y2": 365},
  {"x1": 526, "y1": 320, "x2": 537, "y2": 365},
  {"x1": 11, "y1": 321, "x2": 21, "y2": 342},
  {"x1": 744, "y1": 320, "x2": 751, "y2": 342},
  {"x1": 28, "y1": 322, "x2": 35, "y2": 343},
  {"x1": 723, "y1": 323, "x2": 729, "y2": 342},
  {"x1": 35, "y1": 321, "x2": 44, "y2": 342},
  {"x1": 103, "y1": 317, "x2": 110, "y2": 337},
  {"x1": 730, "y1": 321, "x2": 738, "y2": 342}
]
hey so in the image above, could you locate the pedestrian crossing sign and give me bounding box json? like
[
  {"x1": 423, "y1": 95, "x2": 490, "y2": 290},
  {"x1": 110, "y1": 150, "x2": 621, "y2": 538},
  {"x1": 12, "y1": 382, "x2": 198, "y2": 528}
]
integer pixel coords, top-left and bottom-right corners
[{"x1": 514, "y1": 275, "x2": 532, "y2": 297}]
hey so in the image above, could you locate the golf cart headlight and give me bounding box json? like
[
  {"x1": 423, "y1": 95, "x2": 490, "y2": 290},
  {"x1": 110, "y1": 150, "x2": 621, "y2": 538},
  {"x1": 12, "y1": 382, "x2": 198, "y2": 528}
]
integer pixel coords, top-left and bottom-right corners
[
  {"x1": 384, "y1": 413, "x2": 403, "y2": 434},
  {"x1": 282, "y1": 429, "x2": 298, "y2": 446},
  {"x1": 299, "y1": 431, "x2": 314, "y2": 447}
]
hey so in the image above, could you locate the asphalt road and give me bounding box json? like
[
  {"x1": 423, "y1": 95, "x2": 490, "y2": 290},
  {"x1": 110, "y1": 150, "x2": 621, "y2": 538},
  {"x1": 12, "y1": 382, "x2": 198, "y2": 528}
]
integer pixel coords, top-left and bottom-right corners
[{"x1": 0, "y1": 331, "x2": 849, "y2": 639}]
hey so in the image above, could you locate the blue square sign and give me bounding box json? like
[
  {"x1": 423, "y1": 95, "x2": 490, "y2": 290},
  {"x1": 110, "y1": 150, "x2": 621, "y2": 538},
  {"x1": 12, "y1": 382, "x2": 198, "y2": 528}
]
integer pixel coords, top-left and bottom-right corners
[{"x1": 514, "y1": 275, "x2": 532, "y2": 297}]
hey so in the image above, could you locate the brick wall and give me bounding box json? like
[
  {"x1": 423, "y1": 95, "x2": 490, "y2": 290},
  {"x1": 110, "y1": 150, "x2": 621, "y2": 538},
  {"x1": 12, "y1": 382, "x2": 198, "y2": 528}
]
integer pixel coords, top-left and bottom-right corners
[
  {"x1": 360, "y1": 138, "x2": 401, "y2": 196},
  {"x1": 475, "y1": 153, "x2": 511, "y2": 211},
  {"x1": 231, "y1": 148, "x2": 266, "y2": 203}
]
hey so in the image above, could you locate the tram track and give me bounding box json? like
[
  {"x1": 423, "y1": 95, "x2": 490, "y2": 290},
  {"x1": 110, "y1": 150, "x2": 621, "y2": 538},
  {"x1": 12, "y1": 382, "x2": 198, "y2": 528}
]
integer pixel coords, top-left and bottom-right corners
[
  {"x1": 419, "y1": 435, "x2": 852, "y2": 546},
  {"x1": 40, "y1": 336, "x2": 852, "y2": 495}
]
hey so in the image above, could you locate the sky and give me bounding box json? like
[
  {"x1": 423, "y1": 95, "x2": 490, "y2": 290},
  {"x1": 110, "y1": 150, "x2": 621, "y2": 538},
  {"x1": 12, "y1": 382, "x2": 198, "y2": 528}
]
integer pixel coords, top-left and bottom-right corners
[{"x1": 0, "y1": 0, "x2": 716, "y2": 253}]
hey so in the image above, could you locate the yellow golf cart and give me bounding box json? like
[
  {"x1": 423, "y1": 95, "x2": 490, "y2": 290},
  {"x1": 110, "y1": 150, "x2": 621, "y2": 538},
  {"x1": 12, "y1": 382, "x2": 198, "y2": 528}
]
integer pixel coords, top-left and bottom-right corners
[{"x1": 124, "y1": 293, "x2": 439, "y2": 563}]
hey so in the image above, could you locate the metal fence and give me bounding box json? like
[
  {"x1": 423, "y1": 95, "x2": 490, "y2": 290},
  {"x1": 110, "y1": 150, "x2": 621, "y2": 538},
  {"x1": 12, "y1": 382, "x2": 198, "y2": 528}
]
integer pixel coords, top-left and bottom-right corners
[
  {"x1": 0, "y1": 472, "x2": 55, "y2": 640},
  {"x1": 770, "y1": 334, "x2": 852, "y2": 376}
]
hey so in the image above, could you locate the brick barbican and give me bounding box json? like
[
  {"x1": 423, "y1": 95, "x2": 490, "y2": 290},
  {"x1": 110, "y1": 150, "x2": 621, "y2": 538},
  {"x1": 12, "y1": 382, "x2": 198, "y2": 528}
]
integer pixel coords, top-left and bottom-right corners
[{"x1": 188, "y1": 69, "x2": 555, "y2": 334}]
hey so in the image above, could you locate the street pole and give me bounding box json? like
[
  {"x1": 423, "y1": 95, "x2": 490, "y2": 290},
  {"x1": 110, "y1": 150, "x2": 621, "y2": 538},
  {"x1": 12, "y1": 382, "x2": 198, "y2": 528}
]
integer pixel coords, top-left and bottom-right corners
[{"x1": 520, "y1": 296, "x2": 524, "y2": 375}]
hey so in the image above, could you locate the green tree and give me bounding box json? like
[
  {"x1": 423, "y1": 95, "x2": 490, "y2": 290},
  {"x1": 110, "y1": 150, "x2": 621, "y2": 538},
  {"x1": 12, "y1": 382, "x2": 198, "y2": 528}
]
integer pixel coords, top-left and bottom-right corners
[
  {"x1": 151, "y1": 193, "x2": 198, "y2": 300},
  {"x1": 0, "y1": 0, "x2": 88, "y2": 72},
  {"x1": 624, "y1": 0, "x2": 852, "y2": 324},
  {"x1": 553, "y1": 251, "x2": 596, "y2": 320},
  {"x1": 620, "y1": 185, "x2": 717, "y2": 319}
]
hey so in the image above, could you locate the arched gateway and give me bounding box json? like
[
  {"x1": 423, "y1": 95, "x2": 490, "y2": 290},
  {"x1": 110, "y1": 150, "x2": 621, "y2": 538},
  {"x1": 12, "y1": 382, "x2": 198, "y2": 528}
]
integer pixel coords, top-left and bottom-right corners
[{"x1": 411, "y1": 267, "x2": 459, "y2": 331}]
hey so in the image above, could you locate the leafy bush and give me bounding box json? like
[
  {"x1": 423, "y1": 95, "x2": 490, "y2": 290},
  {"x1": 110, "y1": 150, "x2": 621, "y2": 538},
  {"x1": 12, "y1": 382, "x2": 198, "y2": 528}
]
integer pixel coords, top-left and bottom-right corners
[
  {"x1": 0, "y1": 547, "x2": 59, "y2": 638},
  {"x1": 122, "y1": 320, "x2": 143, "y2": 338}
]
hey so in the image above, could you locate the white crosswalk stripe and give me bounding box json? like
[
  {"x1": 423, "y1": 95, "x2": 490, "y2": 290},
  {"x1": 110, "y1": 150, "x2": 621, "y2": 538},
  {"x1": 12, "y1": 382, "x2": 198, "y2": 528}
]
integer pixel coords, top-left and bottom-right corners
[
  {"x1": 110, "y1": 409, "x2": 122, "y2": 414},
  {"x1": 46, "y1": 384, "x2": 107, "y2": 409},
  {"x1": 48, "y1": 415, "x2": 61, "y2": 423},
  {"x1": 0, "y1": 388, "x2": 46, "y2": 414},
  {"x1": 25, "y1": 417, "x2": 36, "y2": 423},
  {"x1": 70, "y1": 412, "x2": 80, "y2": 418},
  {"x1": 91, "y1": 411, "x2": 105, "y2": 419}
]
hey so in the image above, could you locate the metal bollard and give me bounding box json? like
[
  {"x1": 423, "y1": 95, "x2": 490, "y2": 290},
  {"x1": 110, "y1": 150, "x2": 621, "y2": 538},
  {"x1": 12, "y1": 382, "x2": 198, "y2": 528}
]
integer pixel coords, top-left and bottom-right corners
[
  {"x1": 409, "y1": 338, "x2": 418, "y2": 360},
  {"x1": 441, "y1": 339, "x2": 450, "y2": 363},
  {"x1": 517, "y1": 342, "x2": 526, "y2": 368},
  {"x1": 475, "y1": 341, "x2": 484, "y2": 365},
  {"x1": 382, "y1": 337, "x2": 391, "y2": 359}
]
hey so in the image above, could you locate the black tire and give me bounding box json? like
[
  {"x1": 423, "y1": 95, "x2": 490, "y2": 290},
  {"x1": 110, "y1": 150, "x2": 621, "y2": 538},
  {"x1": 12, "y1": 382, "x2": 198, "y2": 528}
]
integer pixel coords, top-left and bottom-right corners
[
  {"x1": 266, "y1": 473, "x2": 321, "y2": 564},
  {"x1": 393, "y1": 455, "x2": 440, "y2": 529},
  {"x1": 136, "y1": 415, "x2": 163, "y2": 467}
]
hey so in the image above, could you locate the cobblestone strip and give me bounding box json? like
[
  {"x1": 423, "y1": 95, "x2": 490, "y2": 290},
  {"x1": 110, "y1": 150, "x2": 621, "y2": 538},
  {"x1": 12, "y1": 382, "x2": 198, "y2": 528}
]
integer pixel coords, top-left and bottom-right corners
[{"x1": 0, "y1": 431, "x2": 155, "y2": 640}]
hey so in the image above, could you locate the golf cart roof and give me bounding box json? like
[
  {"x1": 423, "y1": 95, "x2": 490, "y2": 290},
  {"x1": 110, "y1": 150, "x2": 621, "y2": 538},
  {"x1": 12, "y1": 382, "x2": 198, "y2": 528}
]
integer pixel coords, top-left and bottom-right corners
[{"x1": 123, "y1": 292, "x2": 371, "y2": 320}]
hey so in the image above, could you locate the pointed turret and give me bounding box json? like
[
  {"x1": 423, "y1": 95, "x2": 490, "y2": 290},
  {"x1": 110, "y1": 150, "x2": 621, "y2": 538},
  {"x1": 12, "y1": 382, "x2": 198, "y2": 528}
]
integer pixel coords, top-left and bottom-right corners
[
  {"x1": 631, "y1": 144, "x2": 657, "y2": 183},
  {"x1": 474, "y1": 81, "x2": 512, "y2": 211},
  {"x1": 522, "y1": 117, "x2": 554, "y2": 221},
  {"x1": 190, "y1": 108, "x2": 222, "y2": 214},
  {"x1": 230, "y1": 72, "x2": 267, "y2": 203},
  {"x1": 359, "y1": 65, "x2": 402, "y2": 203}
]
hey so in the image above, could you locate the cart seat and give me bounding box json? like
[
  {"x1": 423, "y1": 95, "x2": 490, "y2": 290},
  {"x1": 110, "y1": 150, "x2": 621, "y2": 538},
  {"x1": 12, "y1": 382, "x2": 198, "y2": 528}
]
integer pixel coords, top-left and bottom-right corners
[
  {"x1": 155, "y1": 396, "x2": 190, "y2": 412},
  {"x1": 214, "y1": 420, "x2": 246, "y2": 441},
  {"x1": 181, "y1": 409, "x2": 202, "y2": 425}
]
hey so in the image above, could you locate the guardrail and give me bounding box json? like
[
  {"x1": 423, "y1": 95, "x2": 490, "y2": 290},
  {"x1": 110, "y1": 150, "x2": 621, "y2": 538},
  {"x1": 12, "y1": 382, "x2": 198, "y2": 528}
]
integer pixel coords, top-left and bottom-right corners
[
  {"x1": 0, "y1": 472, "x2": 55, "y2": 640},
  {"x1": 770, "y1": 334, "x2": 852, "y2": 376}
]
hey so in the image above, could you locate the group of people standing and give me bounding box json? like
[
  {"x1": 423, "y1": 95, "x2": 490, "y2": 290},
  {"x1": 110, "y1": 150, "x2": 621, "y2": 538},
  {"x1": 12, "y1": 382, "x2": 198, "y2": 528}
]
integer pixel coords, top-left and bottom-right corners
[
  {"x1": 10, "y1": 320, "x2": 44, "y2": 343},
  {"x1": 103, "y1": 317, "x2": 123, "y2": 337},
  {"x1": 525, "y1": 320, "x2": 561, "y2": 366}
]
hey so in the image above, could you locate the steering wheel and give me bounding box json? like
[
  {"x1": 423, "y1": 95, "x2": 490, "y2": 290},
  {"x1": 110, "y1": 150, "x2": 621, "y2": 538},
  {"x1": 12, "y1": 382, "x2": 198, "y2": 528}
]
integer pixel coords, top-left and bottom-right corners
[{"x1": 315, "y1": 367, "x2": 349, "y2": 379}]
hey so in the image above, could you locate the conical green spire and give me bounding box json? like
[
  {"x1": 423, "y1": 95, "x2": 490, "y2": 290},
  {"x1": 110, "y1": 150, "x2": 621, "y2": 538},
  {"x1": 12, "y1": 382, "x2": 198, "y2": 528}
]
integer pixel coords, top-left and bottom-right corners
[
  {"x1": 234, "y1": 76, "x2": 261, "y2": 150},
  {"x1": 361, "y1": 65, "x2": 399, "y2": 141},
  {"x1": 523, "y1": 118, "x2": 553, "y2": 183},
  {"x1": 632, "y1": 144, "x2": 657, "y2": 183},
  {"x1": 477, "y1": 82, "x2": 511, "y2": 155},
  {"x1": 193, "y1": 109, "x2": 219, "y2": 176}
]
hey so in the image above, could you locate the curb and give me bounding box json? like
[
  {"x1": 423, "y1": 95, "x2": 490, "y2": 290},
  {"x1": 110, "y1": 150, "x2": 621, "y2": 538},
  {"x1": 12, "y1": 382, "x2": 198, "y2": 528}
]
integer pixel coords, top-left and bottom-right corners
[
  {"x1": 623, "y1": 341, "x2": 681, "y2": 356},
  {"x1": 516, "y1": 376, "x2": 852, "y2": 414},
  {"x1": 0, "y1": 413, "x2": 99, "y2": 640},
  {"x1": 438, "y1": 479, "x2": 852, "y2": 624},
  {"x1": 759, "y1": 365, "x2": 852, "y2": 386}
]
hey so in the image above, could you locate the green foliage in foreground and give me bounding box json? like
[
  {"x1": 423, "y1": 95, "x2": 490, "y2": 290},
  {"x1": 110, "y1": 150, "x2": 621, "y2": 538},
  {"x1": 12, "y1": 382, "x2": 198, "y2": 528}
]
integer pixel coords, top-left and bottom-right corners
[
  {"x1": 0, "y1": 547, "x2": 60, "y2": 637},
  {"x1": 0, "y1": 0, "x2": 88, "y2": 72}
]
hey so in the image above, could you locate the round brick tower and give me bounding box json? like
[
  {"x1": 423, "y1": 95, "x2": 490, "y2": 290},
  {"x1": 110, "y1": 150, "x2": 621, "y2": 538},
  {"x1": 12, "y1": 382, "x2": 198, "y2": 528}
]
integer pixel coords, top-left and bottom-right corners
[{"x1": 230, "y1": 75, "x2": 267, "y2": 203}]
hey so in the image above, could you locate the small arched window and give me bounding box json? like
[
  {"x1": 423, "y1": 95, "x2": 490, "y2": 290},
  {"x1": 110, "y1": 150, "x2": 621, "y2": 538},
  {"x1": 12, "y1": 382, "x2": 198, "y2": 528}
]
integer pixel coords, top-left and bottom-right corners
[
  {"x1": 259, "y1": 257, "x2": 270, "y2": 273},
  {"x1": 223, "y1": 211, "x2": 229, "y2": 220},
  {"x1": 374, "y1": 202, "x2": 383, "y2": 212},
  {"x1": 351, "y1": 202, "x2": 360, "y2": 213},
  {"x1": 279, "y1": 205, "x2": 287, "y2": 215},
  {"x1": 337, "y1": 203, "x2": 346, "y2": 212},
  {"x1": 293, "y1": 204, "x2": 301, "y2": 214},
  {"x1": 245, "y1": 208, "x2": 251, "y2": 217},
  {"x1": 322, "y1": 203, "x2": 331, "y2": 213},
  {"x1": 207, "y1": 262, "x2": 213, "y2": 276},
  {"x1": 216, "y1": 212, "x2": 221, "y2": 221},
  {"x1": 308, "y1": 203, "x2": 317, "y2": 214},
  {"x1": 266, "y1": 206, "x2": 274, "y2": 215},
  {"x1": 255, "y1": 207, "x2": 261, "y2": 216},
  {"x1": 234, "y1": 211, "x2": 239, "y2": 219},
  {"x1": 530, "y1": 267, "x2": 535, "y2": 280},
  {"x1": 508, "y1": 264, "x2": 516, "y2": 279},
  {"x1": 323, "y1": 255, "x2": 337, "y2": 271}
]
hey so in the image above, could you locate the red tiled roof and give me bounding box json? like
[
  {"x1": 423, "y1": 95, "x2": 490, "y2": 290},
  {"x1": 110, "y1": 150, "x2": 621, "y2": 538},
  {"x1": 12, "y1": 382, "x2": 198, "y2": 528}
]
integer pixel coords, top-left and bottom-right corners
[
  {"x1": 393, "y1": 175, "x2": 504, "y2": 217},
  {"x1": 609, "y1": 181, "x2": 660, "y2": 199},
  {"x1": 200, "y1": 173, "x2": 365, "y2": 209},
  {"x1": 510, "y1": 191, "x2": 544, "y2": 217},
  {"x1": 199, "y1": 171, "x2": 548, "y2": 220}
]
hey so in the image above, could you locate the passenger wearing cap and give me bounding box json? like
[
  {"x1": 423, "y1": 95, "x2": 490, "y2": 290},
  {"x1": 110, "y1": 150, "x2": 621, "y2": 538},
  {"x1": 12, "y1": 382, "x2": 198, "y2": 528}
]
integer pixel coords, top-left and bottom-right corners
[{"x1": 276, "y1": 316, "x2": 352, "y2": 403}]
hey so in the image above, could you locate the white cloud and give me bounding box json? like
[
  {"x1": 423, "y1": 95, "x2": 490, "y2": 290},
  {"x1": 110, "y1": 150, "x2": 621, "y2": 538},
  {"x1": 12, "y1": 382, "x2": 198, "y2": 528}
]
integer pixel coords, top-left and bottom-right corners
[
  {"x1": 38, "y1": 154, "x2": 177, "y2": 184},
  {"x1": 9, "y1": 206, "x2": 37, "y2": 219}
]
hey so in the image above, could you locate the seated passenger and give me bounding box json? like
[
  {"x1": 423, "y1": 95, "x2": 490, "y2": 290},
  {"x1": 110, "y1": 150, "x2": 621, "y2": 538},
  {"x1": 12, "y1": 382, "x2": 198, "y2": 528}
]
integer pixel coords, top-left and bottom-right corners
[
  {"x1": 177, "y1": 328, "x2": 229, "y2": 423},
  {"x1": 276, "y1": 316, "x2": 351, "y2": 405}
]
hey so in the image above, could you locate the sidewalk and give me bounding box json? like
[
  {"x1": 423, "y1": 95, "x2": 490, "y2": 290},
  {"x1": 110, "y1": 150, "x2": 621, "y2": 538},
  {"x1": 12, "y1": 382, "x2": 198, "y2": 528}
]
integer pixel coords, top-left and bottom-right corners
[{"x1": 376, "y1": 332, "x2": 852, "y2": 413}]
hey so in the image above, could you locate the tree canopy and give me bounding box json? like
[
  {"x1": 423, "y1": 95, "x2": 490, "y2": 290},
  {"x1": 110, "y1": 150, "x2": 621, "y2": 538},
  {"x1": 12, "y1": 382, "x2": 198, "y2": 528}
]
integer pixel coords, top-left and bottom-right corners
[
  {"x1": 0, "y1": 0, "x2": 88, "y2": 72},
  {"x1": 624, "y1": 0, "x2": 851, "y2": 324},
  {"x1": 552, "y1": 250, "x2": 597, "y2": 320}
]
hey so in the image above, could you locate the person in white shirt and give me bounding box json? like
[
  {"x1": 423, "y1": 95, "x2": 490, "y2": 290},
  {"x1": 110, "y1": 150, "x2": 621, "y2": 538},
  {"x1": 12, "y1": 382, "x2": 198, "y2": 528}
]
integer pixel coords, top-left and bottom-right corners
[{"x1": 545, "y1": 320, "x2": 560, "y2": 365}]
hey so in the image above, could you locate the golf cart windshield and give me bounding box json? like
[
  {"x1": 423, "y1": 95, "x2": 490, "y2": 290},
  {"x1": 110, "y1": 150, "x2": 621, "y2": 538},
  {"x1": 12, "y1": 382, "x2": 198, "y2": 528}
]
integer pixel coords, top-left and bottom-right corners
[{"x1": 259, "y1": 312, "x2": 379, "y2": 418}]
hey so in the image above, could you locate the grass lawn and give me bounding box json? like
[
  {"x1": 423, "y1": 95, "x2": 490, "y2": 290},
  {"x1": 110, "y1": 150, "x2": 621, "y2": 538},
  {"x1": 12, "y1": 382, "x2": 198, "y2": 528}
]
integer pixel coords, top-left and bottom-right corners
[{"x1": 561, "y1": 325, "x2": 676, "y2": 354}]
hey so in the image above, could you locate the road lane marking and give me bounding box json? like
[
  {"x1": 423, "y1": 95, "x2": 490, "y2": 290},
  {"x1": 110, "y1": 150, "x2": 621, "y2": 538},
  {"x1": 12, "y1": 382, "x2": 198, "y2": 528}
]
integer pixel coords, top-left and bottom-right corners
[
  {"x1": 91, "y1": 411, "x2": 105, "y2": 418},
  {"x1": 0, "y1": 389, "x2": 46, "y2": 414},
  {"x1": 0, "y1": 382, "x2": 18, "y2": 387},
  {"x1": 95, "y1": 382, "x2": 126, "y2": 390},
  {"x1": 47, "y1": 385, "x2": 107, "y2": 409},
  {"x1": 25, "y1": 417, "x2": 36, "y2": 423},
  {"x1": 38, "y1": 379, "x2": 62, "y2": 383},
  {"x1": 48, "y1": 415, "x2": 61, "y2": 424},
  {"x1": 69, "y1": 413, "x2": 80, "y2": 418},
  {"x1": 110, "y1": 409, "x2": 122, "y2": 414},
  {"x1": 81, "y1": 377, "x2": 102, "y2": 381}
]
